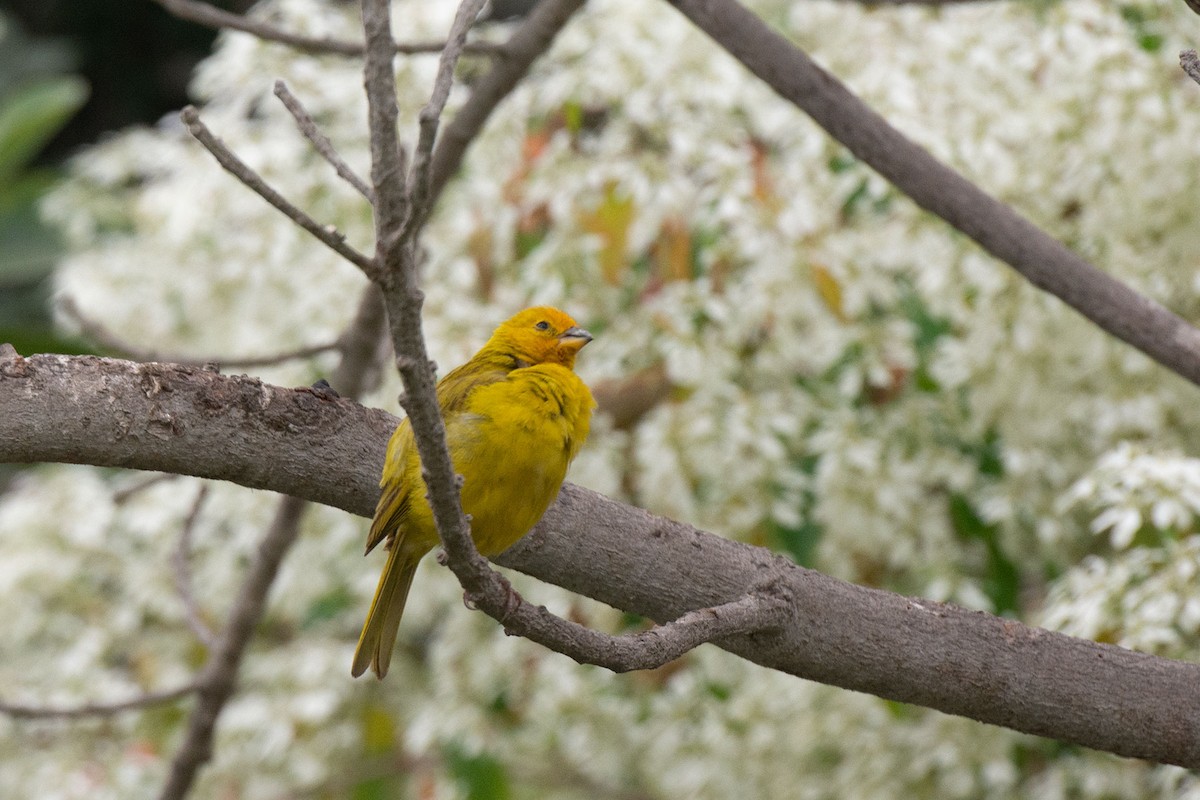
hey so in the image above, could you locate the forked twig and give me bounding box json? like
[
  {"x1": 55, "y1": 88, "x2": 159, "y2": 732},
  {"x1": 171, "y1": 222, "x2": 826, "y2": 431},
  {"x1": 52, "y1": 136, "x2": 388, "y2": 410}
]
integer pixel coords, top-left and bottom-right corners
[
  {"x1": 273, "y1": 80, "x2": 375, "y2": 202},
  {"x1": 180, "y1": 106, "x2": 379, "y2": 280}
]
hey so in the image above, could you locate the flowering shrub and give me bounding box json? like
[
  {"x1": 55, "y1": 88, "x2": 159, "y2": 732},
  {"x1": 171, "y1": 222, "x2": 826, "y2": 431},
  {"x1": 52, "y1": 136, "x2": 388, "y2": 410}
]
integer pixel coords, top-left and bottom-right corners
[{"x1": 5, "y1": 0, "x2": 1200, "y2": 796}]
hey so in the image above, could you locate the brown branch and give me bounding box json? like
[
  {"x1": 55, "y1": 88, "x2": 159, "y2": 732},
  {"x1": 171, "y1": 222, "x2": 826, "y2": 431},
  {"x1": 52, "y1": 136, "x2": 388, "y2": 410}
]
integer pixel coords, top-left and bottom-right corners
[
  {"x1": 327, "y1": 286, "x2": 390, "y2": 399},
  {"x1": 180, "y1": 106, "x2": 379, "y2": 279},
  {"x1": 59, "y1": 296, "x2": 340, "y2": 369},
  {"x1": 113, "y1": 472, "x2": 180, "y2": 504},
  {"x1": 173, "y1": 486, "x2": 216, "y2": 646},
  {"x1": 592, "y1": 362, "x2": 672, "y2": 430},
  {"x1": 1182, "y1": 50, "x2": 1200, "y2": 88},
  {"x1": 361, "y1": 0, "x2": 411, "y2": 247},
  {"x1": 155, "y1": 288, "x2": 388, "y2": 800},
  {"x1": 401, "y1": 0, "x2": 489, "y2": 242},
  {"x1": 274, "y1": 80, "x2": 375, "y2": 203},
  {"x1": 7, "y1": 351, "x2": 1200, "y2": 766},
  {"x1": 471, "y1": 580, "x2": 790, "y2": 672},
  {"x1": 664, "y1": 0, "x2": 1200, "y2": 388},
  {"x1": 157, "y1": 496, "x2": 309, "y2": 800},
  {"x1": 0, "y1": 682, "x2": 198, "y2": 720},
  {"x1": 428, "y1": 0, "x2": 587, "y2": 205},
  {"x1": 148, "y1": 0, "x2": 505, "y2": 58}
]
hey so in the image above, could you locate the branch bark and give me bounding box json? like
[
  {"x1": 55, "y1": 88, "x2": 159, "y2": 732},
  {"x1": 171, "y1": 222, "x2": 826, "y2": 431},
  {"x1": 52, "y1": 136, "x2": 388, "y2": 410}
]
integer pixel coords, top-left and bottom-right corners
[
  {"x1": 664, "y1": 0, "x2": 1200, "y2": 387},
  {"x1": 4, "y1": 350, "x2": 1200, "y2": 767}
]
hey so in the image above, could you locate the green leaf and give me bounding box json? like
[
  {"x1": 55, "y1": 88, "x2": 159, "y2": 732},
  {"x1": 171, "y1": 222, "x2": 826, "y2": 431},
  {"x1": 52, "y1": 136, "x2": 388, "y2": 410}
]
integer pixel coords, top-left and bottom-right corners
[
  {"x1": 302, "y1": 586, "x2": 356, "y2": 628},
  {"x1": 562, "y1": 99, "x2": 583, "y2": 134},
  {"x1": 0, "y1": 75, "x2": 88, "y2": 182},
  {"x1": 444, "y1": 745, "x2": 511, "y2": 800},
  {"x1": 0, "y1": 192, "x2": 63, "y2": 283},
  {"x1": 948, "y1": 493, "x2": 1020, "y2": 615}
]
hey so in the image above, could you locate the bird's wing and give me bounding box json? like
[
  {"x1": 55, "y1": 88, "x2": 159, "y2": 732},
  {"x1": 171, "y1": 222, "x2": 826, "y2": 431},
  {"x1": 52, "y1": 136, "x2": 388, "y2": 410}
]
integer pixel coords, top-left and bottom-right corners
[
  {"x1": 364, "y1": 362, "x2": 511, "y2": 555},
  {"x1": 436, "y1": 361, "x2": 511, "y2": 414},
  {"x1": 365, "y1": 418, "x2": 415, "y2": 554}
]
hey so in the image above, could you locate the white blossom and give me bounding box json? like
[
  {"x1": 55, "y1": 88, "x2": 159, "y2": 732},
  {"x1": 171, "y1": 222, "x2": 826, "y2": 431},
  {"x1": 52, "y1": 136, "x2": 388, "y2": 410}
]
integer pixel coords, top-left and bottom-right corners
[{"x1": 5, "y1": 0, "x2": 1200, "y2": 795}]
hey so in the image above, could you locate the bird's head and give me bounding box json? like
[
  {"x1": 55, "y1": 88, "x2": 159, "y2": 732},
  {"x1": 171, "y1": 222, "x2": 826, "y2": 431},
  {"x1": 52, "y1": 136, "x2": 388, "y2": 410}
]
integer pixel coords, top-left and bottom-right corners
[{"x1": 487, "y1": 306, "x2": 593, "y2": 368}]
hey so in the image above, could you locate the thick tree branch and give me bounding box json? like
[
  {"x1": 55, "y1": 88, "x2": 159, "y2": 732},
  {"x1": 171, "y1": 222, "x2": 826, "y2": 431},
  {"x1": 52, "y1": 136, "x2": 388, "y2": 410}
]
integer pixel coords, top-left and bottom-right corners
[
  {"x1": 6, "y1": 351, "x2": 1200, "y2": 767},
  {"x1": 1182, "y1": 49, "x2": 1200, "y2": 88},
  {"x1": 665, "y1": 0, "x2": 1200, "y2": 388}
]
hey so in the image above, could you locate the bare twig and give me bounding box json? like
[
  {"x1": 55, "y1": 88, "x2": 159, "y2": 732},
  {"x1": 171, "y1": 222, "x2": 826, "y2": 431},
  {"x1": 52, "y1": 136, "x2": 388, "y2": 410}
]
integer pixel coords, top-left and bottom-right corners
[
  {"x1": 1182, "y1": 50, "x2": 1200, "y2": 88},
  {"x1": 113, "y1": 472, "x2": 180, "y2": 504},
  {"x1": 273, "y1": 81, "x2": 375, "y2": 202},
  {"x1": 489, "y1": 584, "x2": 789, "y2": 671},
  {"x1": 428, "y1": 0, "x2": 587, "y2": 201},
  {"x1": 401, "y1": 0, "x2": 489, "y2": 241},
  {"x1": 173, "y1": 486, "x2": 216, "y2": 646},
  {"x1": 157, "y1": 496, "x2": 309, "y2": 800},
  {"x1": 361, "y1": 1, "x2": 412, "y2": 252},
  {"x1": 0, "y1": 682, "x2": 198, "y2": 720},
  {"x1": 180, "y1": 106, "x2": 380, "y2": 280},
  {"x1": 149, "y1": 0, "x2": 505, "y2": 58},
  {"x1": 60, "y1": 296, "x2": 339, "y2": 369}
]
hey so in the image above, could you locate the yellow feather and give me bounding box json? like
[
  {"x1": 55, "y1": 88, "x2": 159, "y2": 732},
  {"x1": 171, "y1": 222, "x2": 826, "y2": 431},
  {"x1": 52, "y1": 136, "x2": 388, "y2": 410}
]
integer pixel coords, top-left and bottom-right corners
[{"x1": 353, "y1": 307, "x2": 595, "y2": 678}]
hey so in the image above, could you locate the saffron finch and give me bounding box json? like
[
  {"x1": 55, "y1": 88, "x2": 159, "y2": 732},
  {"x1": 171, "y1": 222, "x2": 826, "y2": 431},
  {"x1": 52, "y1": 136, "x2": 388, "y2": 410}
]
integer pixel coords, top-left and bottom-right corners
[{"x1": 352, "y1": 307, "x2": 595, "y2": 678}]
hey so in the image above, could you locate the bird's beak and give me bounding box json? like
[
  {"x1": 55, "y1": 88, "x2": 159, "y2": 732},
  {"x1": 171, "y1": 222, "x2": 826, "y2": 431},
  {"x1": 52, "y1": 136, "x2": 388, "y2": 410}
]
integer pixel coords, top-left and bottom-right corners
[{"x1": 558, "y1": 326, "x2": 593, "y2": 351}]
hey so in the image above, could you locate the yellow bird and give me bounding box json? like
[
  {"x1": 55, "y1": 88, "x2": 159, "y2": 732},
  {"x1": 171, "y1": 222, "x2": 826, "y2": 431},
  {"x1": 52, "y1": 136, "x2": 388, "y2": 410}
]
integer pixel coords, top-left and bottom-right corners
[{"x1": 352, "y1": 307, "x2": 595, "y2": 678}]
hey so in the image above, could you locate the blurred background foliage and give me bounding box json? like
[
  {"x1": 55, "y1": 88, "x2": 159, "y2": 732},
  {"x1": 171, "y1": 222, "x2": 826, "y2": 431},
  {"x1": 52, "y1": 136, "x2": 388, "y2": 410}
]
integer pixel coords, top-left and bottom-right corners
[{"x1": 0, "y1": 0, "x2": 251, "y2": 355}]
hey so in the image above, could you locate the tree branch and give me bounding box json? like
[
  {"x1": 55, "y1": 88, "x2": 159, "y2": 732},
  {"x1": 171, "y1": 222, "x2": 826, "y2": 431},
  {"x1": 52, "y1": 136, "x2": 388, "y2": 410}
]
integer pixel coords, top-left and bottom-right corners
[
  {"x1": 274, "y1": 80, "x2": 375, "y2": 203},
  {"x1": 172, "y1": 486, "x2": 216, "y2": 646},
  {"x1": 8, "y1": 352, "x2": 1200, "y2": 766},
  {"x1": 1182, "y1": 49, "x2": 1200, "y2": 88},
  {"x1": 0, "y1": 682, "x2": 199, "y2": 720},
  {"x1": 427, "y1": 0, "x2": 587, "y2": 205},
  {"x1": 664, "y1": 0, "x2": 1200, "y2": 388},
  {"x1": 157, "y1": 496, "x2": 309, "y2": 800},
  {"x1": 60, "y1": 296, "x2": 340, "y2": 369},
  {"x1": 148, "y1": 0, "x2": 505, "y2": 58},
  {"x1": 400, "y1": 0, "x2": 488, "y2": 241},
  {"x1": 180, "y1": 106, "x2": 379, "y2": 279}
]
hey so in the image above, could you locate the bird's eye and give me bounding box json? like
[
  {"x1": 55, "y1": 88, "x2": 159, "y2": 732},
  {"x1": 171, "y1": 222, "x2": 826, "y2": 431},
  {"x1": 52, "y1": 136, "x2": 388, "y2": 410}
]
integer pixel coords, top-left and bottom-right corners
[{"x1": 535, "y1": 321, "x2": 550, "y2": 331}]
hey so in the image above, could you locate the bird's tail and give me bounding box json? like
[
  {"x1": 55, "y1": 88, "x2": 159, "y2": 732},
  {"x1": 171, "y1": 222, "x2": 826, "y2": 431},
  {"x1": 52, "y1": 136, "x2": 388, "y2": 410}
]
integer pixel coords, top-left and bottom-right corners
[{"x1": 352, "y1": 544, "x2": 419, "y2": 679}]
